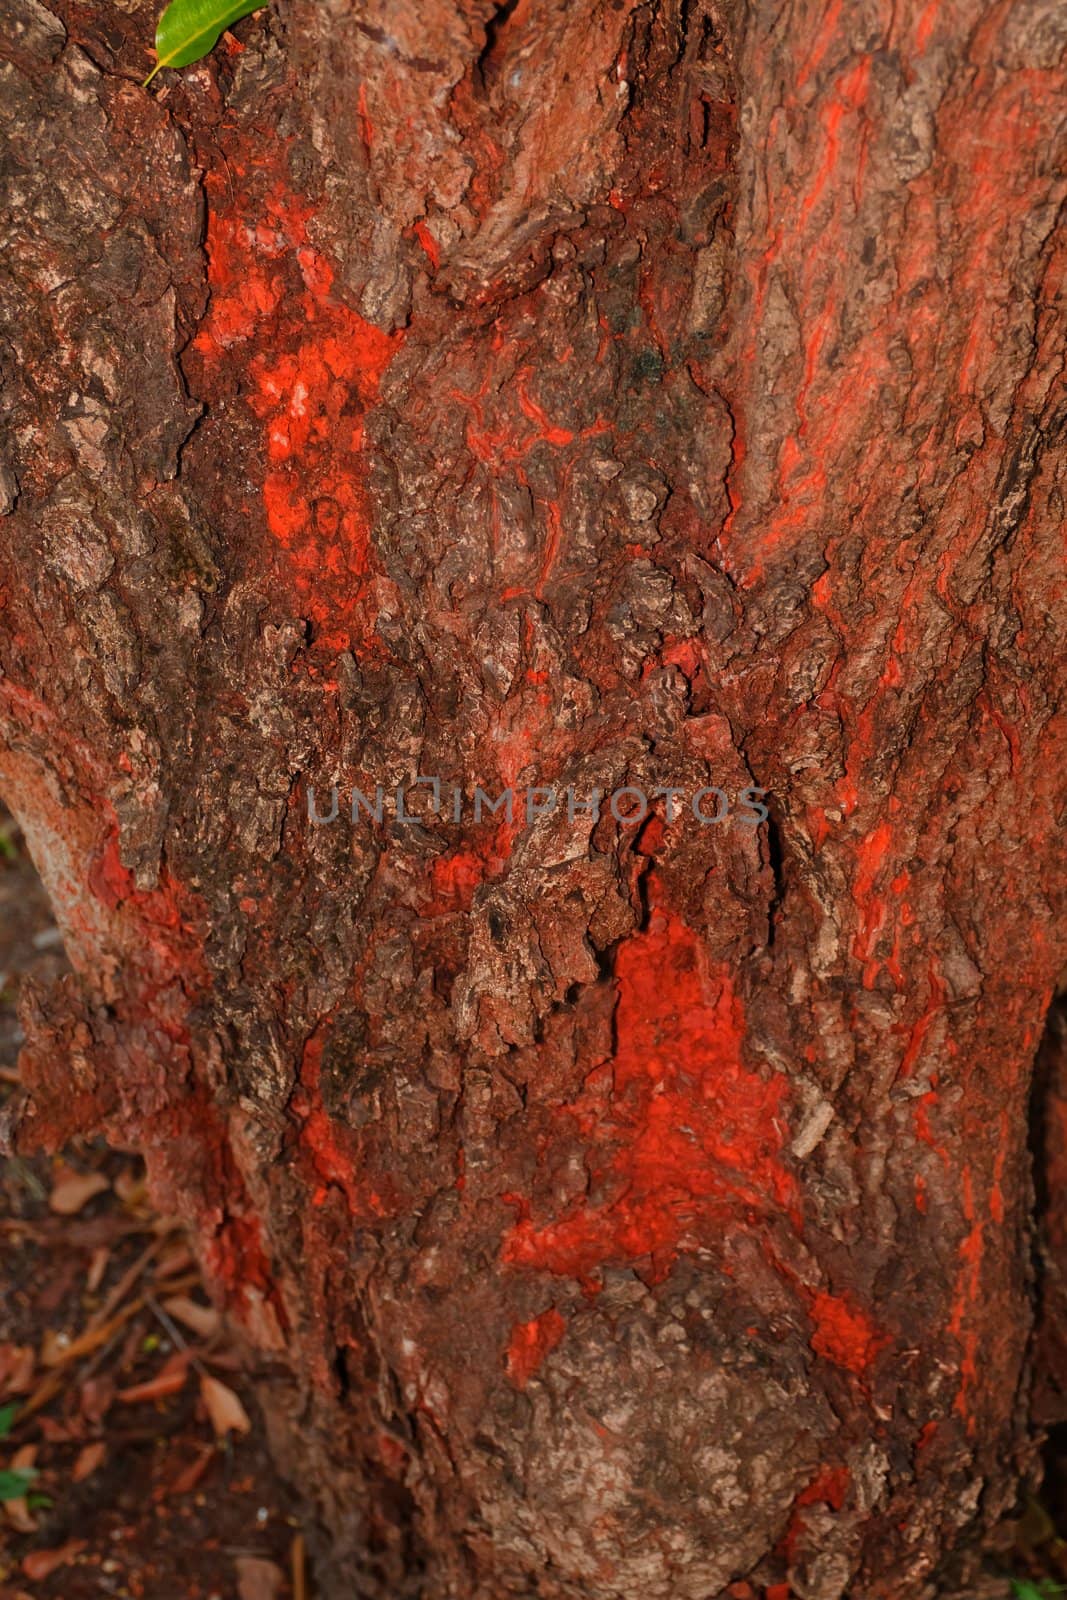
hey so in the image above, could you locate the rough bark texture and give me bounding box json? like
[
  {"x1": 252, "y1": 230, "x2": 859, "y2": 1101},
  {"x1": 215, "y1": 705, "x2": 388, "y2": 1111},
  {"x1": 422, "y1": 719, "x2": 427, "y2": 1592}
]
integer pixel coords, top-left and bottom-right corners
[{"x1": 1, "y1": 0, "x2": 1066, "y2": 1595}]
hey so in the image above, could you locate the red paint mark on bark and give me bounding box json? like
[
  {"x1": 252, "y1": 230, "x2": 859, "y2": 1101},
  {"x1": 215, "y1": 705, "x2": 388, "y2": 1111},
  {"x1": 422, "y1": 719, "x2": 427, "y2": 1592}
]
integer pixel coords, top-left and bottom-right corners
[
  {"x1": 152, "y1": 1088, "x2": 283, "y2": 1334},
  {"x1": 914, "y1": 0, "x2": 940, "y2": 51},
  {"x1": 502, "y1": 877, "x2": 797, "y2": 1286},
  {"x1": 376, "y1": 1431, "x2": 409, "y2": 1474},
  {"x1": 293, "y1": 1030, "x2": 361, "y2": 1213},
  {"x1": 896, "y1": 960, "x2": 947, "y2": 1081},
  {"x1": 203, "y1": 1206, "x2": 275, "y2": 1312},
  {"x1": 412, "y1": 220, "x2": 441, "y2": 269},
  {"x1": 189, "y1": 139, "x2": 402, "y2": 655},
  {"x1": 517, "y1": 381, "x2": 575, "y2": 447},
  {"x1": 796, "y1": 0, "x2": 843, "y2": 90},
  {"x1": 781, "y1": 1463, "x2": 851, "y2": 1561},
  {"x1": 291, "y1": 1024, "x2": 400, "y2": 1225},
  {"x1": 425, "y1": 818, "x2": 518, "y2": 915},
  {"x1": 916, "y1": 1419, "x2": 938, "y2": 1454},
  {"x1": 797, "y1": 1464, "x2": 850, "y2": 1510},
  {"x1": 505, "y1": 1307, "x2": 566, "y2": 1388},
  {"x1": 428, "y1": 848, "x2": 489, "y2": 914},
  {"x1": 87, "y1": 827, "x2": 206, "y2": 984},
  {"x1": 798, "y1": 57, "x2": 871, "y2": 229},
  {"x1": 808, "y1": 1290, "x2": 879, "y2": 1375},
  {"x1": 949, "y1": 1168, "x2": 986, "y2": 1425},
  {"x1": 661, "y1": 635, "x2": 704, "y2": 681}
]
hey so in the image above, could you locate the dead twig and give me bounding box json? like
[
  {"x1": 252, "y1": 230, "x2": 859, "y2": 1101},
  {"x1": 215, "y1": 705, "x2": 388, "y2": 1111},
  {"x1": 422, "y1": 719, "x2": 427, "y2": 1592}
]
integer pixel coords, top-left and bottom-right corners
[
  {"x1": 145, "y1": 1292, "x2": 209, "y2": 1380},
  {"x1": 292, "y1": 1532, "x2": 307, "y2": 1600}
]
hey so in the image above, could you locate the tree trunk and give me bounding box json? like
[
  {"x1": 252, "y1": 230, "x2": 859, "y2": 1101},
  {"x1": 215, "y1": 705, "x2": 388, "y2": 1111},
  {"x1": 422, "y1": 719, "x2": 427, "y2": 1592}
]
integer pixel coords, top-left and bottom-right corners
[{"x1": 1, "y1": 0, "x2": 1065, "y2": 1594}]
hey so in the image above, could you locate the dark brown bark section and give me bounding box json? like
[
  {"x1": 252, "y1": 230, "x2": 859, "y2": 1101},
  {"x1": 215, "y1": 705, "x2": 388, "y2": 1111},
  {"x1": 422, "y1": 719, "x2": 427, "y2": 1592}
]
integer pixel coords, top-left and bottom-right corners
[{"x1": 1, "y1": 0, "x2": 1065, "y2": 1596}]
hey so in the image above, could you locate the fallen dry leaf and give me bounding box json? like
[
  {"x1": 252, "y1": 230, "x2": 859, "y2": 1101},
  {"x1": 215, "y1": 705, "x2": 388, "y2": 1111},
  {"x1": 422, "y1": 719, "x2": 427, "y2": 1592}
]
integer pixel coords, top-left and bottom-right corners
[
  {"x1": 5, "y1": 1496, "x2": 36, "y2": 1533},
  {"x1": 168, "y1": 1442, "x2": 215, "y2": 1497},
  {"x1": 39, "y1": 1329, "x2": 70, "y2": 1368},
  {"x1": 5, "y1": 1443, "x2": 37, "y2": 1532},
  {"x1": 73, "y1": 1440, "x2": 107, "y2": 1482},
  {"x1": 86, "y1": 1243, "x2": 111, "y2": 1294},
  {"x1": 22, "y1": 1538, "x2": 87, "y2": 1581},
  {"x1": 79, "y1": 1375, "x2": 115, "y2": 1424},
  {"x1": 112, "y1": 1167, "x2": 146, "y2": 1206},
  {"x1": 48, "y1": 1166, "x2": 110, "y2": 1217},
  {"x1": 162, "y1": 1294, "x2": 219, "y2": 1340},
  {"x1": 235, "y1": 1555, "x2": 286, "y2": 1600},
  {"x1": 38, "y1": 1416, "x2": 77, "y2": 1443},
  {"x1": 200, "y1": 1372, "x2": 251, "y2": 1438},
  {"x1": 32, "y1": 1304, "x2": 139, "y2": 1398},
  {"x1": 0, "y1": 1343, "x2": 35, "y2": 1396},
  {"x1": 117, "y1": 1349, "x2": 192, "y2": 1405},
  {"x1": 202, "y1": 1346, "x2": 241, "y2": 1372},
  {"x1": 154, "y1": 1242, "x2": 194, "y2": 1279}
]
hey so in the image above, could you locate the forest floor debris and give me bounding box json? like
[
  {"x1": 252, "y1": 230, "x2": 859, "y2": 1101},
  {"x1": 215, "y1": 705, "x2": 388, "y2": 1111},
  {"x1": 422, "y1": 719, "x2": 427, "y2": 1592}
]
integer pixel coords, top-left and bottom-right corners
[{"x1": 0, "y1": 807, "x2": 306, "y2": 1599}]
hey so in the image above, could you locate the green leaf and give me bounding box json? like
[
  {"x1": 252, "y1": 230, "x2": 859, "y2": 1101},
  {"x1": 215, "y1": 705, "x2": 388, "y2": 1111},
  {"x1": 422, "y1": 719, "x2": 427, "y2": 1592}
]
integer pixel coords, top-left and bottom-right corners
[
  {"x1": 145, "y1": 0, "x2": 265, "y2": 86},
  {"x1": 0, "y1": 1402, "x2": 18, "y2": 1440},
  {"x1": 1011, "y1": 1581, "x2": 1067, "y2": 1600},
  {"x1": 0, "y1": 1468, "x2": 37, "y2": 1502}
]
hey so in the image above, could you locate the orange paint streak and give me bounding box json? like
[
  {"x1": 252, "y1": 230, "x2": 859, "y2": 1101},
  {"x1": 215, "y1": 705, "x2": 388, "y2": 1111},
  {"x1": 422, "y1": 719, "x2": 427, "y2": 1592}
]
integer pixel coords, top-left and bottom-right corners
[
  {"x1": 948, "y1": 1169, "x2": 985, "y2": 1426},
  {"x1": 537, "y1": 499, "x2": 565, "y2": 593},
  {"x1": 293, "y1": 1032, "x2": 364, "y2": 1215},
  {"x1": 517, "y1": 382, "x2": 575, "y2": 447},
  {"x1": 809, "y1": 1291, "x2": 880, "y2": 1375},
  {"x1": 505, "y1": 1308, "x2": 566, "y2": 1388},
  {"x1": 915, "y1": 0, "x2": 939, "y2": 51},
  {"x1": 86, "y1": 829, "x2": 209, "y2": 995},
  {"x1": 796, "y1": 0, "x2": 844, "y2": 91},
  {"x1": 897, "y1": 960, "x2": 946, "y2": 1081},
  {"x1": 782, "y1": 1464, "x2": 851, "y2": 1561},
  {"x1": 413, "y1": 220, "x2": 440, "y2": 269},
  {"x1": 851, "y1": 818, "x2": 893, "y2": 968},
  {"x1": 502, "y1": 879, "x2": 797, "y2": 1287},
  {"x1": 190, "y1": 145, "x2": 402, "y2": 656}
]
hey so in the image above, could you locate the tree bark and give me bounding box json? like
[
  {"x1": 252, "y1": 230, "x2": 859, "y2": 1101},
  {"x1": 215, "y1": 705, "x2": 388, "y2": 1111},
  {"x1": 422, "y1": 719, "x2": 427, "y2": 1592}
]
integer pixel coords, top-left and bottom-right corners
[{"x1": 1, "y1": 0, "x2": 1065, "y2": 1595}]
